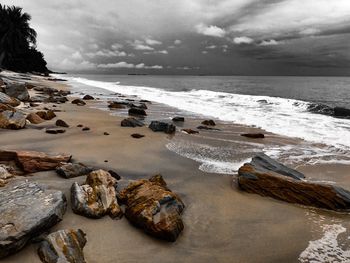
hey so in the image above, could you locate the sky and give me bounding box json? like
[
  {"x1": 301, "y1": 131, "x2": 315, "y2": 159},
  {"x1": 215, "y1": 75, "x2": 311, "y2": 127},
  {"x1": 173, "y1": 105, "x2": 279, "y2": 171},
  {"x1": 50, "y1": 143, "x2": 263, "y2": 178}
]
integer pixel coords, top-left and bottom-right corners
[{"x1": 2, "y1": 0, "x2": 350, "y2": 75}]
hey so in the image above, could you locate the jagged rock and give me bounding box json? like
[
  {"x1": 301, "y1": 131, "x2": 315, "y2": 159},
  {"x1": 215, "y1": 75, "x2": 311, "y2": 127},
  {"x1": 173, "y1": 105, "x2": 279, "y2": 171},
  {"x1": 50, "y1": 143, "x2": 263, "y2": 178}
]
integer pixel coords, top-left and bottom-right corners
[
  {"x1": 237, "y1": 153, "x2": 350, "y2": 211},
  {"x1": 241, "y1": 133, "x2": 265, "y2": 139},
  {"x1": 56, "y1": 163, "x2": 93, "y2": 179},
  {"x1": 172, "y1": 117, "x2": 185, "y2": 122},
  {"x1": 46, "y1": 128, "x2": 66, "y2": 134},
  {"x1": 0, "y1": 150, "x2": 72, "y2": 173},
  {"x1": 0, "y1": 92, "x2": 20, "y2": 107},
  {"x1": 131, "y1": 133, "x2": 145, "y2": 139},
  {"x1": 196, "y1": 125, "x2": 220, "y2": 131},
  {"x1": 71, "y1": 99, "x2": 86, "y2": 106},
  {"x1": 27, "y1": 113, "x2": 45, "y2": 124},
  {"x1": 181, "y1": 129, "x2": 199, "y2": 134},
  {"x1": 36, "y1": 110, "x2": 56, "y2": 120},
  {"x1": 0, "y1": 110, "x2": 26, "y2": 129},
  {"x1": 38, "y1": 229, "x2": 87, "y2": 263},
  {"x1": 149, "y1": 121, "x2": 176, "y2": 134},
  {"x1": 0, "y1": 181, "x2": 67, "y2": 258},
  {"x1": 56, "y1": 119, "x2": 69, "y2": 128},
  {"x1": 71, "y1": 169, "x2": 122, "y2": 219},
  {"x1": 119, "y1": 175, "x2": 185, "y2": 241},
  {"x1": 121, "y1": 118, "x2": 144, "y2": 127},
  {"x1": 4, "y1": 83, "x2": 30, "y2": 101},
  {"x1": 201, "y1": 119, "x2": 216, "y2": 126},
  {"x1": 128, "y1": 107, "x2": 147, "y2": 116},
  {"x1": 82, "y1": 94, "x2": 94, "y2": 100}
]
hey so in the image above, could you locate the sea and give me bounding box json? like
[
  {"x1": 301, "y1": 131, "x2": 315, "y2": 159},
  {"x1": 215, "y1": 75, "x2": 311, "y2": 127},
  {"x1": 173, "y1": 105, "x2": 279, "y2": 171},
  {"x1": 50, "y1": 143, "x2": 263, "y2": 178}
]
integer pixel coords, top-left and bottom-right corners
[{"x1": 59, "y1": 74, "x2": 350, "y2": 174}]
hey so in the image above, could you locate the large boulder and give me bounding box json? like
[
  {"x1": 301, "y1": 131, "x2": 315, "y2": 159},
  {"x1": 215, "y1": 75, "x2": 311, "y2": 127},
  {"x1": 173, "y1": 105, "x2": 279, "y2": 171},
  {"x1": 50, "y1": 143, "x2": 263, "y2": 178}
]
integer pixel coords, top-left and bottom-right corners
[
  {"x1": 71, "y1": 169, "x2": 122, "y2": 219},
  {"x1": 0, "y1": 92, "x2": 20, "y2": 107},
  {"x1": 0, "y1": 181, "x2": 67, "y2": 258},
  {"x1": 237, "y1": 153, "x2": 350, "y2": 211},
  {"x1": 3, "y1": 83, "x2": 30, "y2": 101},
  {"x1": 0, "y1": 110, "x2": 26, "y2": 129},
  {"x1": 149, "y1": 121, "x2": 176, "y2": 134},
  {"x1": 37, "y1": 229, "x2": 87, "y2": 263},
  {"x1": 119, "y1": 175, "x2": 185, "y2": 242},
  {"x1": 121, "y1": 117, "x2": 144, "y2": 127},
  {"x1": 56, "y1": 163, "x2": 93, "y2": 179}
]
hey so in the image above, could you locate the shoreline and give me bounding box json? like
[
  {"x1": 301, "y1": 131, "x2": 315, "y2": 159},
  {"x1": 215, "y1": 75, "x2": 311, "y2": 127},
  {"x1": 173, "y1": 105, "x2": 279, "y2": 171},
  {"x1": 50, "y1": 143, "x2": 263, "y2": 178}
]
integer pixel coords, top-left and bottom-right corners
[{"x1": 1, "y1": 71, "x2": 350, "y2": 262}]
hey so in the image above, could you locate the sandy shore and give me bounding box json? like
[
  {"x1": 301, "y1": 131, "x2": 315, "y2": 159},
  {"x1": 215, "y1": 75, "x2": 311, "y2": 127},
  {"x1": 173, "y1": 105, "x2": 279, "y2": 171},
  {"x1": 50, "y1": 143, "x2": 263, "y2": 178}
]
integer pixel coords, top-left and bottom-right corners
[{"x1": 1, "y1": 73, "x2": 350, "y2": 262}]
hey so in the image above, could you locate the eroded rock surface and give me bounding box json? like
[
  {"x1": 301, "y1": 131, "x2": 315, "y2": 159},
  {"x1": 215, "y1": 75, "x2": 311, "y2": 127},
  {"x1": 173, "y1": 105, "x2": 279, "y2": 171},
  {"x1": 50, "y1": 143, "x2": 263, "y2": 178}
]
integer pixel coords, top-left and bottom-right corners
[
  {"x1": 238, "y1": 153, "x2": 350, "y2": 211},
  {"x1": 119, "y1": 175, "x2": 185, "y2": 241},
  {"x1": 71, "y1": 169, "x2": 122, "y2": 219},
  {"x1": 38, "y1": 229, "x2": 87, "y2": 263},
  {"x1": 0, "y1": 181, "x2": 67, "y2": 258}
]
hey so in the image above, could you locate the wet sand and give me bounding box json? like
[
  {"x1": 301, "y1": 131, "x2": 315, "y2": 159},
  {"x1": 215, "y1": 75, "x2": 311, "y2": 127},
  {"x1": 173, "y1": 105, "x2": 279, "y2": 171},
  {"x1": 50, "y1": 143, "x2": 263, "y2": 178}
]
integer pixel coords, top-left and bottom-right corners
[{"x1": 1, "y1": 74, "x2": 350, "y2": 262}]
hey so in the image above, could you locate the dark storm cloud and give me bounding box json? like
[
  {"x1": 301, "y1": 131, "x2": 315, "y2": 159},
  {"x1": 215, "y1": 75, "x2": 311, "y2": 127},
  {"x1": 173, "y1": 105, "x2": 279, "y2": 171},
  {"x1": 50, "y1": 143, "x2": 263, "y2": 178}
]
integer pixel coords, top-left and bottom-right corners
[{"x1": 1, "y1": 0, "x2": 350, "y2": 75}]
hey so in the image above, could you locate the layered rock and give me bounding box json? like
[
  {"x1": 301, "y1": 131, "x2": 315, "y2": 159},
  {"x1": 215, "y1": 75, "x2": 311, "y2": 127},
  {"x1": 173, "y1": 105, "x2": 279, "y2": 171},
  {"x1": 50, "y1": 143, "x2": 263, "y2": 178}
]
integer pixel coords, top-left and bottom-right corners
[
  {"x1": 56, "y1": 163, "x2": 93, "y2": 179},
  {"x1": 0, "y1": 110, "x2": 26, "y2": 129},
  {"x1": 149, "y1": 121, "x2": 176, "y2": 134},
  {"x1": 0, "y1": 181, "x2": 67, "y2": 258},
  {"x1": 3, "y1": 83, "x2": 30, "y2": 101},
  {"x1": 119, "y1": 175, "x2": 185, "y2": 241},
  {"x1": 237, "y1": 153, "x2": 350, "y2": 211},
  {"x1": 71, "y1": 169, "x2": 122, "y2": 219},
  {"x1": 38, "y1": 229, "x2": 87, "y2": 263}
]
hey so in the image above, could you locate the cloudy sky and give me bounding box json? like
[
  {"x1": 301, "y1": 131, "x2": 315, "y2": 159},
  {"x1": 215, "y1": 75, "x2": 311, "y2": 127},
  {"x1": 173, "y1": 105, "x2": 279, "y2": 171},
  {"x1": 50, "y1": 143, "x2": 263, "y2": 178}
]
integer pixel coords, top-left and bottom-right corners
[{"x1": 3, "y1": 0, "x2": 350, "y2": 75}]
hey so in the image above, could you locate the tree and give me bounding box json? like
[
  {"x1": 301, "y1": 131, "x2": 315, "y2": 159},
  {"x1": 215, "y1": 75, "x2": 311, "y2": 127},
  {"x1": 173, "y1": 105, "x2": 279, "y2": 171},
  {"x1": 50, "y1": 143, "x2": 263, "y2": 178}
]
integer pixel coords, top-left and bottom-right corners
[{"x1": 0, "y1": 4, "x2": 48, "y2": 72}]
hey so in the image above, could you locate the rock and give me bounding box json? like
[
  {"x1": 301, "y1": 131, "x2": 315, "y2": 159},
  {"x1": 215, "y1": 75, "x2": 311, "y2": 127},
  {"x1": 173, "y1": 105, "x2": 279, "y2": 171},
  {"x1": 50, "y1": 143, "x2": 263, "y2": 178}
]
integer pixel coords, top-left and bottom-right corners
[
  {"x1": 55, "y1": 119, "x2": 69, "y2": 128},
  {"x1": 108, "y1": 101, "x2": 127, "y2": 109},
  {"x1": 237, "y1": 153, "x2": 350, "y2": 211},
  {"x1": 0, "y1": 103, "x2": 15, "y2": 112},
  {"x1": 181, "y1": 129, "x2": 199, "y2": 134},
  {"x1": 26, "y1": 113, "x2": 45, "y2": 124},
  {"x1": 0, "y1": 165, "x2": 13, "y2": 186},
  {"x1": 4, "y1": 83, "x2": 30, "y2": 101},
  {"x1": 46, "y1": 128, "x2": 66, "y2": 134},
  {"x1": 149, "y1": 121, "x2": 176, "y2": 134},
  {"x1": 0, "y1": 92, "x2": 20, "y2": 107},
  {"x1": 334, "y1": 107, "x2": 350, "y2": 118},
  {"x1": 131, "y1": 133, "x2": 145, "y2": 139},
  {"x1": 103, "y1": 132, "x2": 109, "y2": 135},
  {"x1": 128, "y1": 103, "x2": 148, "y2": 110},
  {"x1": 172, "y1": 117, "x2": 185, "y2": 122},
  {"x1": 36, "y1": 110, "x2": 56, "y2": 120},
  {"x1": 0, "y1": 150, "x2": 72, "y2": 173},
  {"x1": 56, "y1": 163, "x2": 93, "y2": 179},
  {"x1": 119, "y1": 175, "x2": 185, "y2": 242},
  {"x1": 128, "y1": 107, "x2": 147, "y2": 116},
  {"x1": 77, "y1": 124, "x2": 83, "y2": 127},
  {"x1": 71, "y1": 99, "x2": 86, "y2": 106},
  {"x1": 241, "y1": 133, "x2": 265, "y2": 139},
  {"x1": 257, "y1": 99, "x2": 268, "y2": 104},
  {"x1": 82, "y1": 94, "x2": 94, "y2": 100},
  {"x1": 82, "y1": 127, "x2": 90, "y2": 131},
  {"x1": 201, "y1": 119, "x2": 216, "y2": 126},
  {"x1": 108, "y1": 170, "x2": 121, "y2": 180},
  {"x1": 38, "y1": 229, "x2": 87, "y2": 263},
  {"x1": 196, "y1": 125, "x2": 220, "y2": 131},
  {"x1": 140, "y1": 100, "x2": 151, "y2": 103},
  {"x1": 0, "y1": 110, "x2": 26, "y2": 129},
  {"x1": 0, "y1": 181, "x2": 67, "y2": 258},
  {"x1": 71, "y1": 170, "x2": 122, "y2": 219},
  {"x1": 121, "y1": 118, "x2": 144, "y2": 127},
  {"x1": 30, "y1": 102, "x2": 39, "y2": 107}
]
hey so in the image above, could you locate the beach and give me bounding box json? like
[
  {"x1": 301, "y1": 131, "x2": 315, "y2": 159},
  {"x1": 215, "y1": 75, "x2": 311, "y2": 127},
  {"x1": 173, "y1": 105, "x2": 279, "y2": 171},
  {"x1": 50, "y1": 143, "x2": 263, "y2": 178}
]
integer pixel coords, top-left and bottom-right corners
[{"x1": 1, "y1": 71, "x2": 350, "y2": 262}]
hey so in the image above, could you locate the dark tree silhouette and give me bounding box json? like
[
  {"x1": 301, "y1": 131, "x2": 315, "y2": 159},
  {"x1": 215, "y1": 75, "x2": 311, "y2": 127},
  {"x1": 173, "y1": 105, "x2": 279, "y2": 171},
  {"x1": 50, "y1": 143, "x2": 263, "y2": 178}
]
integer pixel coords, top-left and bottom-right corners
[{"x1": 0, "y1": 4, "x2": 48, "y2": 72}]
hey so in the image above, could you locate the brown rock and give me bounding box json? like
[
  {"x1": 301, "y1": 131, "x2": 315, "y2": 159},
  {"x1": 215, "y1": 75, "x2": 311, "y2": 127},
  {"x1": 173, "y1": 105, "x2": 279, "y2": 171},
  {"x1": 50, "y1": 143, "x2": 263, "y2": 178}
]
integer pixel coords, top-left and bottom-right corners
[
  {"x1": 71, "y1": 99, "x2": 86, "y2": 106},
  {"x1": 103, "y1": 132, "x2": 109, "y2": 135},
  {"x1": 27, "y1": 113, "x2": 45, "y2": 124},
  {"x1": 46, "y1": 128, "x2": 66, "y2": 134},
  {"x1": 0, "y1": 111, "x2": 26, "y2": 129},
  {"x1": 119, "y1": 175, "x2": 185, "y2": 241},
  {"x1": 241, "y1": 133, "x2": 265, "y2": 139},
  {"x1": 82, "y1": 127, "x2": 90, "y2": 131},
  {"x1": 55, "y1": 119, "x2": 69, "y2": 128},
  {"x1": 237, "y1": 153, "x2": 350, "y2": 211},
  {"x1": 131, "y1": 133, "x2": 145, "y2": 139},
  {"x1": 0, "y1": 103, "x2": 15, "y2": 112},
  {"x1": 0, "y1": 92, "x2": 20, "y2": 107},
  {"x1": 71, "y1": 170, "x2": 123, "y2": 219},
  {"x1": 36, "y1": 110, "x2": 56, "y2": 120},
  {"x1": 82, "y1": 94, "x2": 94, "y2": 100}
]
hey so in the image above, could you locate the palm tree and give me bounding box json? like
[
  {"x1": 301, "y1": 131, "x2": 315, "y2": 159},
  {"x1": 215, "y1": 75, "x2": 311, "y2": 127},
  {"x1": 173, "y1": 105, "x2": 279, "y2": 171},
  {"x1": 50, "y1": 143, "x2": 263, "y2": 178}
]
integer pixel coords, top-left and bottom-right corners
[{"x1": 0, "y1": 4, "x2": 37, "y2": 68}]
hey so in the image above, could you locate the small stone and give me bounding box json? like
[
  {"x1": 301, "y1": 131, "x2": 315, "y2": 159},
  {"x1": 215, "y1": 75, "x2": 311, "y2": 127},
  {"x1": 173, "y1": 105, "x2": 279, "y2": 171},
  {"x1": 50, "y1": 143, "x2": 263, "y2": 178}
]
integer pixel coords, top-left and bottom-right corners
[
  {"x1": 77, "y1": 124, "x2": 83, "y2": 127},
  {"x1": 71, "y1": 99, "x2": 86, "y2": 106},
  {"x1": 201, "y1": 119, "x2": 216, "y2": 126},
  {"x1": 82, "y1": 94, "x2": 94, "y2": 100},
  {"x1": 82, "y1": 127, "x2": 90, "y2": 131},
  {"x1": 241, "y1": 133, "x2": 265, "y2": 139},
  {"x1": 46, "y1": 128, "x2": 66, "y2": 134},
  {"x1": 131, "y1": 133, "x2": 145, "y2": 139},
  {"x1": 55, "y1": 119, "x2": 69, "y2": 128},
  {"x1": 103, "y1": 132, "x2": 110, "y2": 135}
]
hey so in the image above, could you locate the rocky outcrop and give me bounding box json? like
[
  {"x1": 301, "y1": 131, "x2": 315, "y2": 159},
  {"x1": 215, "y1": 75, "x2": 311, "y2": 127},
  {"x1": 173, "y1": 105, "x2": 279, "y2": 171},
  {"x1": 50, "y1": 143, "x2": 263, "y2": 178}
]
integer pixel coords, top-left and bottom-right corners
[
  {"x1": 119, "y1": 175, "x2": 185, "y2": 241},
  {"x1": 149, "y1": 121, "x2": 176, "y2": 134},
  {"x1": 241, "y1": 133, "x2": 265, "y2": 139},
  {"x1": 201, "y1": 120, "x2": 216, "y2": 126},
  {"x1": 0, "y1": 181, "x2": 67, "y2": 258},
  {"x1": 128, "y1": 107, "x2": 147, "y2": 116},
  {"x1": 3, "y1": 83, "x2": 30, "y2": 101},
  {"x1": 0, "y1": 110, "x2": 26, "y2": 129},
  {"x1": 56, "y1": 163, "x2": 93, "y2": 179},
  {"x1": 38, "y1": 229, "x2": 87, "y2": 263},
  {"x1": 71, "y1": 170, "x2": 122, "y2": 219},
  {"x1": 237, "y1": 153, "x2": 350, "y2": 211},
  {"x1": 26, "y1": 113, "x2": 45, "y2": 124},
  {"x1": 121, "y1": 118, "x2": 144, "y2": 127},
  {"x1": 0, "y1": 92, "x2": 20, "y2": 107}
]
